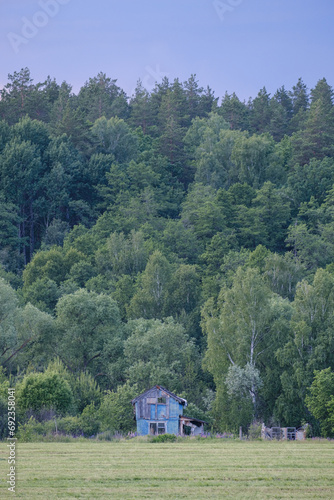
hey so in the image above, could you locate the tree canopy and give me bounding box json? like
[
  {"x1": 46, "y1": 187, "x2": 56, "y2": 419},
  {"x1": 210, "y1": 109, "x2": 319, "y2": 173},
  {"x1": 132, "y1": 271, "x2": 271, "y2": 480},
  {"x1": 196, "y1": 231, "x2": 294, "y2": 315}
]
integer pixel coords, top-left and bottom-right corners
[{"x1": 1, "y1": 68, "x2": 334, "y2": 436}]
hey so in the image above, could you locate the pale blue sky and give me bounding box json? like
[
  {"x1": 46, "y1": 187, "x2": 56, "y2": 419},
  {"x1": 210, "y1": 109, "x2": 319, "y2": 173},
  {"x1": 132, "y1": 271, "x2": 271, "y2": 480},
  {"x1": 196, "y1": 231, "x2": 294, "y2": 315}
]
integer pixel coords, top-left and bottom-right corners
[{"x1": 1, "y1": 0, "x2": 333, "y2": 101}]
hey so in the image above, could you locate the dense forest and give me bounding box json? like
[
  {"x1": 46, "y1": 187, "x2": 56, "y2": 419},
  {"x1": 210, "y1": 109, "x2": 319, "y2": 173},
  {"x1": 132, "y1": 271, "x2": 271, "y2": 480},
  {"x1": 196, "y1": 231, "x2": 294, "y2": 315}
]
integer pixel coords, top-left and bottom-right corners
[{"x1": 1, "y1": 68, "x2": 334, "y2": 439}]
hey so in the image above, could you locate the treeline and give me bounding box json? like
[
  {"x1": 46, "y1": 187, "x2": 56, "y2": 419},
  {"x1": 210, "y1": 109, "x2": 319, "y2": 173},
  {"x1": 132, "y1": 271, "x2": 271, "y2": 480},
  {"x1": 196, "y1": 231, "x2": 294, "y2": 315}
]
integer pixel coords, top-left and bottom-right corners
[{"x1": 1, "y1": 68, "x2": 334, "y2": 439}]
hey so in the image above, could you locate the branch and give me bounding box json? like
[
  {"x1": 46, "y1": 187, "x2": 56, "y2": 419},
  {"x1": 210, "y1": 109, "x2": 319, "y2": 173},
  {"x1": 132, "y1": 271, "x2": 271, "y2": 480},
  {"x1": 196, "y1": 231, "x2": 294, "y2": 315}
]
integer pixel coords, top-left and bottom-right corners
[
  {"x1": 84, "y1": 352, "x2": 101, "y2": 370},
  {"x1": 227, "y1": 352, "x2": 235, "y2": 365},
  {"x1": 3, "y1": 337, "x2": 33, "y2": 365},
  {"x1": 1, "y1": 347, "x2": 10, "y2": 358}
]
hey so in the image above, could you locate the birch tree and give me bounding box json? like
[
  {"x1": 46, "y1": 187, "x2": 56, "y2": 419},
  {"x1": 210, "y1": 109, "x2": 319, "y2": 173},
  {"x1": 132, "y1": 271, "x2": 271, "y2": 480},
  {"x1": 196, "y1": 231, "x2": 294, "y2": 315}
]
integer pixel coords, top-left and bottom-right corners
[{"x1": 202, "y1": 266, "x2": 291, "y2": 427}]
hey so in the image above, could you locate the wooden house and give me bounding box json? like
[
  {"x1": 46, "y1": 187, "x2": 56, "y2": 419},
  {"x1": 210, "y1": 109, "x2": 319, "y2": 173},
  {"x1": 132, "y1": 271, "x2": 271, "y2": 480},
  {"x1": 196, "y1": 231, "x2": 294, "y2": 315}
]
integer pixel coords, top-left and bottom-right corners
[{"x1": 131, "y1": 385, "x2": 206, "y2": 436}]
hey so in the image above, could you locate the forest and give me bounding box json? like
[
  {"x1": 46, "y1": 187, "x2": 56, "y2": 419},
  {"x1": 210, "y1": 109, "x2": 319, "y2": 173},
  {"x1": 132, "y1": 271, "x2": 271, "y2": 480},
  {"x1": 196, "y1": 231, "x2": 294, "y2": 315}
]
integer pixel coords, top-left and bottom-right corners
[{"x1": 1, "y1": 67, "x2": 334, "y2": 439}]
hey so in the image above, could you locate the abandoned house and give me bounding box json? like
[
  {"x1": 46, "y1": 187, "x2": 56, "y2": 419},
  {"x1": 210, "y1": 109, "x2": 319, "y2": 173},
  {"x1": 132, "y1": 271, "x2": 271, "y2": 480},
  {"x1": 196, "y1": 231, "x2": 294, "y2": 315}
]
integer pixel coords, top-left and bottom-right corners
[
  {"x1": 261, "y1": 424, "x2": 307, "y2": 440},
  {"x1": 131, "y1": 385, "x2": 206, "y2": 436}
]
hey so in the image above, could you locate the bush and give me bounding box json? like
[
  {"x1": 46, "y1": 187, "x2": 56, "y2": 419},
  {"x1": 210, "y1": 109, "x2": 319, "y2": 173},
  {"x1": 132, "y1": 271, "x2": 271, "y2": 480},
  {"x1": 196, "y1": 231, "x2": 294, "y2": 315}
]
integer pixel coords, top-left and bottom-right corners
[
  {"x1": 17, "y1": 371, "x2": 73, "y2": 417},
  {"x1": 17, "y1": 409, "x2": 100, "y2": 441},
  {"x1": 56, "y1": 416, "x2": 83, "y2": 436},
  {"x1": 17, "y1": 417, "x2": 56, "y2": 441},
  {"x1": 96, "y1": 431, "x2": 123, "y2": 441},
  {"x1": 99, "y1": 382, "x2": 137, "y2": 433},
  {"x1": 44, "y1": 359, "x2": 102, "y2": 414},
  {"x1": 0, "y1": 397, "x2": 9, "y2": 439},
  {"x1": 71, "y1": 372, "x2": 102, "y2": 414},
  {"x1": 80, "y1": 404, "x2": 100, "y2": 436},
  {"x1": 150, "y1": 433, "x2": 177, "y2": 443},
  {"x1": 248, "y1": 421, "x2": 262, "y2": 440}
]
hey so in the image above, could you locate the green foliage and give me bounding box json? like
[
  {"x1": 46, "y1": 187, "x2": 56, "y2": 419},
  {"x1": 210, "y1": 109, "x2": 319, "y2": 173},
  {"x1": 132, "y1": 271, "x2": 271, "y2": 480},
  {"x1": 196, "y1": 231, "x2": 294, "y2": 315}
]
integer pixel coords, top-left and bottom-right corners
[
  {"x1": 99, "y1": 382, "x2": 137, "y2": 434},
  {"x1": 77, "y1": 72, "x2": 128, "y2": 123},
  {"x1": 91, "y1": 116, "x2": 138, "y2": 162},
  {"x1": 56, "y1": 416, "x2": 83, "y2": 437},
  {"x1": 150, "y1": 433, "x2": 177, "y2": 443},
  {"x1": 45, "y1": 358, "x2": 102, "y2": 413},
  {"x1": 23, "y1": 247, "x2": 87, "y2": 289},
  {"x1": 185, "y1": 402, "x2": 210, "y2": 425},
  {"x1": 202, "y1": 266, "x2": 292, "y2": 430},
  {"x1": 17, "y1": 408, "x2": 100, "y2": 439},
  {"x1": 23, "y1": 277, "x2": 60, "y2": 313},
  {"x1": 79, "y1": 404, "x2": 101, "y2": 436},
  {"x1": 181, "y1": 183, "x2": 225, "y2": 240},
  {"x1": 71, "y1": 372, "x2": 102, "y2": 414},
  {"x1": 275, "y1": 269, "x2": 334, "y2": 426},
  {"x1": 247, "y1": 421, "x2": 263, "y2": 440},
  {"x1": 0, "y1": 396, "x2": 8, "y2": 439},
  {"x1": 54, "y1": 289, "x2": 122, "y2": 375},
  {"x1": 0, "y1": 277, "x2": 19, "y2": 360},
  {"x1": 128, "y1": 250, "x2": 172, "y2": 319},
  {"x1": 95, "y1": 230, "x2": 148, "y2": 278},
  {"x1": 17, "y1": 417, "x2": 56, "y2": 441},
  {"x1": 123, "y1": 318, "x2": 199, "y2": 394},
  {"x1": 287, "y1": 157, "x2": 334, "y2": 209},
  {"x1": 17, "y1": 371, "x2": 73, "y2": 416},
  {"x1": 225, "y1": 363, "x2": 263, "y2": 401},
  {"x1": 1, "y1": 70, "x2": 334, "y2": 437},
  {"x1": 305, "y1": 368, "x2": 334, "y2": 437}
]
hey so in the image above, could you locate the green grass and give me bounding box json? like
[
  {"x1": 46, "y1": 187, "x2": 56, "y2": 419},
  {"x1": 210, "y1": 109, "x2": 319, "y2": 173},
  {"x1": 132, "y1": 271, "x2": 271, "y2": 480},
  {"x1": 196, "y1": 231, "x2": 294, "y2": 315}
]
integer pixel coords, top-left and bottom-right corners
[{"x1": 1, "y1": 439, "x2": 334, "y2": 499}]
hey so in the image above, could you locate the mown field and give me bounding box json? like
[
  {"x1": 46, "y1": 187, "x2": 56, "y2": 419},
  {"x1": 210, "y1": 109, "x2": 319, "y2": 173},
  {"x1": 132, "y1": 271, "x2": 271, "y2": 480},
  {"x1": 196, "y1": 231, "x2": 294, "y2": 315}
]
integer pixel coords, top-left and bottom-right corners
[{"x1": 1, "y1": 439, "x2": 334, "y2": 499}]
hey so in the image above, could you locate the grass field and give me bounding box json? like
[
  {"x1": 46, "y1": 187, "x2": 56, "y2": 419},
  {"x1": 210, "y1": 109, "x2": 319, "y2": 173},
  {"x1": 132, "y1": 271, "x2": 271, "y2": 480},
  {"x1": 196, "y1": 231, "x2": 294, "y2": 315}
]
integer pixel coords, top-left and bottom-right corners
[{"x1": 1, "y1": 438, "x2": 334, "y2": 499}]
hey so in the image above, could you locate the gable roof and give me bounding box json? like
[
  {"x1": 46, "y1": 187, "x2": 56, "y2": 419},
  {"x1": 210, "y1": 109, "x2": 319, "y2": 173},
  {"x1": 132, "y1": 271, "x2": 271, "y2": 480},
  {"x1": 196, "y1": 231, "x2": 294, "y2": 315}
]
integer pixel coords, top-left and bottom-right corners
[{"x1": 131, "y1": 385, "x2": 187, "y2": 406}]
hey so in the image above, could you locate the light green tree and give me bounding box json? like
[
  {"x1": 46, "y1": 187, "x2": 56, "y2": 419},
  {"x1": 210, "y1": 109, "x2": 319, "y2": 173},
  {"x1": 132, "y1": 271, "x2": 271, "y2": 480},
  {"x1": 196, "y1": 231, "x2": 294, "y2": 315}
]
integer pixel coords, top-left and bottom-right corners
[
  {"x1": 16, "y1": 371, "x2": 73, "y2": 416},
  {"x1": 276, "y1": 269, "x2": 334, "y2": 426},
  {"x1": 202, "y1": 266, "x2": 292, "y2": 428},
  {"x1": 305, "y1": 368, "x2": 334, "y2": 437},
  {"x1": 99, "y1": 382, "x2": 137, "y2": 434},
  {"x1": 55, "y1": 289, "x2": 122, "y2": 375},
  {"x1": 123, "y1": 318, "x2": 200, "y2": 397},
  {"x1": 128, "y1": 250, "x2": 172, "y2": 319}
]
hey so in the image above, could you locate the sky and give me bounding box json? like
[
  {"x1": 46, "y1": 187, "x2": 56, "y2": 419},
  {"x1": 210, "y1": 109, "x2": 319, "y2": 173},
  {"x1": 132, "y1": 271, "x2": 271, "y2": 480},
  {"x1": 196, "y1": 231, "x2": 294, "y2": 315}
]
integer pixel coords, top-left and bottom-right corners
[{"x1": 1, "y1": 0, "x2": 333, "y2": 102}]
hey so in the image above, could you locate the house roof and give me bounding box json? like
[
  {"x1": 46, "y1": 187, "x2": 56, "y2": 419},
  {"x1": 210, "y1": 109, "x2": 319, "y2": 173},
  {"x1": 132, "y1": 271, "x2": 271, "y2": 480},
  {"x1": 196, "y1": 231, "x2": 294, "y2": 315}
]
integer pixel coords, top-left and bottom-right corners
[
  {"x1": 131, "y1": 385, "x2": 188, "y2": 406},
  {"x1": 181, "y1": 415, "x2": 208, "y2": 425}
]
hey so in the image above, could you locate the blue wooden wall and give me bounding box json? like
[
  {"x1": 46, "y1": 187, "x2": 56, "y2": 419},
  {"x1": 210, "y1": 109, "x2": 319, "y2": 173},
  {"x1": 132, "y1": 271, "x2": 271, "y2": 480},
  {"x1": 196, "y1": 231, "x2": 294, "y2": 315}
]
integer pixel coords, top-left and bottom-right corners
[{"x1": 134, "y1": 388, "x2": 185, "y2": 436}]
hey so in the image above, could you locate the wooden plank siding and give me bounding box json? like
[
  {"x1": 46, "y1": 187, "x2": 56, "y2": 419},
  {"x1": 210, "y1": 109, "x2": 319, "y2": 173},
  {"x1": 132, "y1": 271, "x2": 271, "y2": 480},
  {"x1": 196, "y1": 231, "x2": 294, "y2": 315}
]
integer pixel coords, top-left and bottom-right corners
[{"x1": 132, "y1": 385, "x2": 187, "y2": 436}]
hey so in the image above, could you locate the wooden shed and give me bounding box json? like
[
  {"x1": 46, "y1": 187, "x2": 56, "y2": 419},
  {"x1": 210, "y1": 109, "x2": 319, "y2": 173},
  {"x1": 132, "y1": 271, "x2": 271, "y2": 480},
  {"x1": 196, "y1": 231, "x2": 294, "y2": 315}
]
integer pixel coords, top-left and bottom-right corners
[{"x1": 131, "y1": 385, "x2": 206, "y2": 436}]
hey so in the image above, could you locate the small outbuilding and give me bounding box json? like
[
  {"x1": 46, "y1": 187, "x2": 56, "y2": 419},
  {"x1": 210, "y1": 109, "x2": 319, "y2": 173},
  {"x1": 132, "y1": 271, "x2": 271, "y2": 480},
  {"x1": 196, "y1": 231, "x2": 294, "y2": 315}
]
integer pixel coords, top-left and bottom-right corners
[
  {"x1": 261, "y1": 423, "x2": 307, "y2": 440},
  {"x1": 131, "y1": 385, "x2": 206, "y2": 436}
]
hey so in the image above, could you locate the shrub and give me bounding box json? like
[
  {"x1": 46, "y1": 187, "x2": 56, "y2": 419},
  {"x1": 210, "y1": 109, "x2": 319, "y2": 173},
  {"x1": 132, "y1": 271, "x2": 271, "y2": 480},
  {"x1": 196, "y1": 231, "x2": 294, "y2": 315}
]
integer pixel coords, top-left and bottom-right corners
[
  {"x1": 248, "y1": 421, "x2": 262, "y2": 440},
  {"x1": 80, "y1": 404, "x2": 100, "y2": 436},
  {"x1": 17, "y1": 417, "x2": 56, "y2": 441},
  {"x1": 99, "y1": 382, "x2": 137, "y2": 433},
  {"x1": 0, "y1": 397, "x2": 9, "y2": 438},
  {"x1": 150, "y1": 433, "x2": 177, "y2": 443},
  {"x1": 17, "y1": 371, "x2": 73, "y2": 417},
  {"x1": 96, "y1": 431, "x2": 123, "y2": 441},
  {"x1": 56, "y1": 416, "x2": 83, "y2": 436}
]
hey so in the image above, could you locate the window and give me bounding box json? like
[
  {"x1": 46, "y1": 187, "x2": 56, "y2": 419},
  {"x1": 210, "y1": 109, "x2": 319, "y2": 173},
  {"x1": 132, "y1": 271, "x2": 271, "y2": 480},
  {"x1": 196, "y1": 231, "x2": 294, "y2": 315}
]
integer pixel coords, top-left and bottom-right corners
[
  {"x1": 150, "y1": 423, "x2": 157, "y2": 435},
  {"x1": 158, "y1": 423, "x2": 166, "y2": 435},
  {"x1": 157, "y1": 397, "x2": 166, "y2": 404},
  {"x1": 150, "y1": 422, "x2": 165, "y2": 435},
  {"x1": 139, "y1": 400, "x2": 145, "y2": 418}
]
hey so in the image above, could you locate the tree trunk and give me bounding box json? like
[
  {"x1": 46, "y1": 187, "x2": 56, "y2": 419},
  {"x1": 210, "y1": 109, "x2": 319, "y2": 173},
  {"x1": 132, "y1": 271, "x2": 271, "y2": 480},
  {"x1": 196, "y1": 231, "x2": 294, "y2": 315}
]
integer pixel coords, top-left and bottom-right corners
[
  {"x1": 22, "y1": 217, "x2": 27, "y2": 266},
  {"x1": 30, "y1": 200, "x2": 34, "y2": 260}
]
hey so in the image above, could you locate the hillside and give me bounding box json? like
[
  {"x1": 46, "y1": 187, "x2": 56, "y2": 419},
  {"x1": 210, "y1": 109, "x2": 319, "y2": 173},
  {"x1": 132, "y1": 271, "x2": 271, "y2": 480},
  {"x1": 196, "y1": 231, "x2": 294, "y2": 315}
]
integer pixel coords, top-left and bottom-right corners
[{"x1": 1, "y1": 68, "x2": 334, "y2": 437}]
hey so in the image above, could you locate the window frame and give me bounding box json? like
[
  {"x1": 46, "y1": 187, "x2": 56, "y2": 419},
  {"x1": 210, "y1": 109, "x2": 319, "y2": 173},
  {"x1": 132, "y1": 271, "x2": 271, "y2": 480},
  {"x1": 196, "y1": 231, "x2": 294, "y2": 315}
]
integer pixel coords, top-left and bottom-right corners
[{"x1": 157, "y1": 422, "x2": 166, "y2": 435}]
